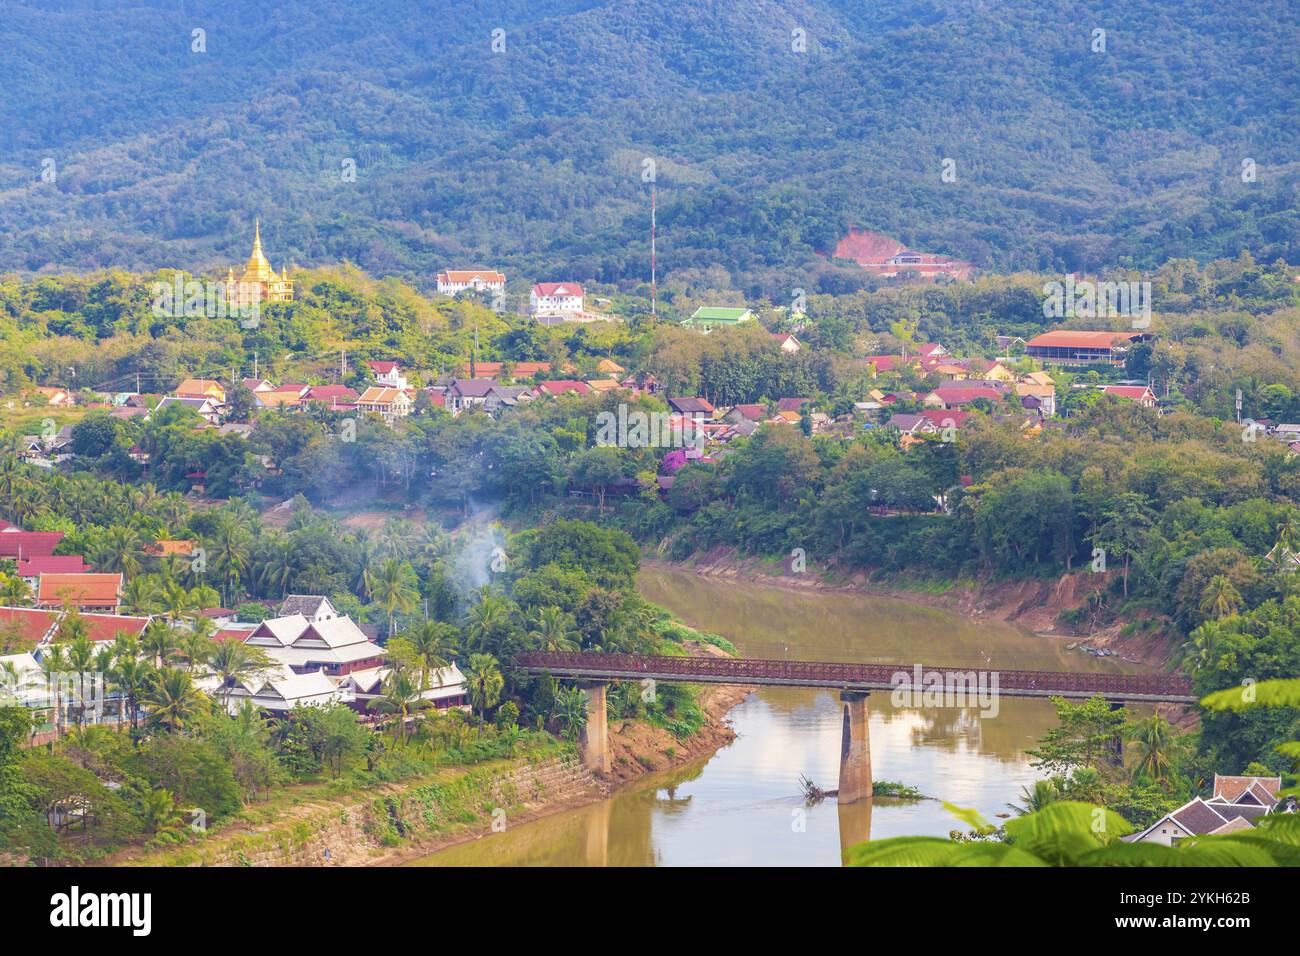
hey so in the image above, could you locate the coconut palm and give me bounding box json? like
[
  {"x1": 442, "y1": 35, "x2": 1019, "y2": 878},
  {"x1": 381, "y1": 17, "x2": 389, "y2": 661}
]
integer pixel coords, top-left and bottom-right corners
[
  {"x1": 142, "y1": 668, "x2": 204, "y2": 733},
  {"x1": 369, "y1": 668, "x2": 426, "y2": 746},
  {"x1": 402, "y1": 619, "x2": 458, "y2": 691},
  {"x1": 92, "y1": 525, "x2": 145, "y2": 579},
  {"x1": 255, "y1": 534, "x2": 298, "y2": 599},
  {"x1": 108, "y1": 654, "x2": 152, "y2": 733},
  {"x1": 1126, "y1": 714, "x2": 1176, "y2": 786},
  {"x1": 208, "y1": 641, "x2": 271, "y2": 711},
  {"x1": 463, "y1": 653, "x2": 504, "y2": 735},
  {"x1": 141, "y1": 618, "x2": 179, "y2": 668},
  {"x1": 1199, "y1": 574, "x2": 1243, "y2": 620},
  {"x1": 1008, "y1": 778, "x2": 1061, "y2": 816},
  {"x1": 0, "y1": 574, "x2": 30, "y2": 607},
  {"x1": 38, "y1": 645, "x2": 65, "y2": 740},
  {"x1": 464, "y1": 590, "x2": 513, "y2": 654},
  {"x1": 209, "y1": 512, "x2": 252, "y2": 607},
  {"x1": 528, "y1": 606, "x2": 579, "y2": 652},
  {"x1": 363, "y1": 558, "x2": 419, "y2": 637},
  {"x1": 120, "y1": 575, "x2": 162, "y2": 615}
]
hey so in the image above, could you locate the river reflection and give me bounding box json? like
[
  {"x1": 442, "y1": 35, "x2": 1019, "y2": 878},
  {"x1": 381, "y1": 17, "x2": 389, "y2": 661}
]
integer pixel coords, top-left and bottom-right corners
[{"x1": 410, "y1": 569, "x2": 1137, "y2": 867}]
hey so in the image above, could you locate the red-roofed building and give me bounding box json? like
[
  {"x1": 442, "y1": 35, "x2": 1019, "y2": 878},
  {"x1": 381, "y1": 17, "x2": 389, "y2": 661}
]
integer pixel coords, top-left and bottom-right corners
[
  {"x1": 0, "y1": 532, "x2": 64, "y2": 561},
  {"x1": 366, "y1": 361, "x2": 408, "y2": 390},
  {"x1": 530, "y1": 282, "x2": 585, "y2": 315},
  {"x1": 1101, "y1": 385, "x2": 1157, "y2": 408},
  {"x1": 304, "y1": 384, "x2": 359, "y2": 408},
  {"x1": 923, "y1": 386, "x2": 1005, "y2": 409},
  {"x1": 80, "y1": 612, "x2": 150, "y2": 643},
  {"x1": 17, "y1": 555, "x2": 89, "y2": 583},
  {"x1": 535, "y1": 380, "x2": 591, "y2": 397},
  {"x1": 37, "y1": 573, "x2": 122, "y2": 613},
  {"x1": 1025, "y1": 330, "x2": 1148, "y2": 366}
]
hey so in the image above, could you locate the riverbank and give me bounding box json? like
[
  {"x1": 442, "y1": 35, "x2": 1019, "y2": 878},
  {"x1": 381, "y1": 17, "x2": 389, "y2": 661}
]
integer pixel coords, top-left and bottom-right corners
[
  {"x1": 120, "y1": 665, "x2": 754, "y2": 867},
  {"x1": 643, "y1": 549, "x2": 1182, "y2": 669}
]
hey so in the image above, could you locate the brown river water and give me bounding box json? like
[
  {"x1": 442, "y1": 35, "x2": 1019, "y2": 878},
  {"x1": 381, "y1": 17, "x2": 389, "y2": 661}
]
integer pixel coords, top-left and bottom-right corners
[{"x1": 410, "y1": 567, "x2": 1136, "y2": 866}]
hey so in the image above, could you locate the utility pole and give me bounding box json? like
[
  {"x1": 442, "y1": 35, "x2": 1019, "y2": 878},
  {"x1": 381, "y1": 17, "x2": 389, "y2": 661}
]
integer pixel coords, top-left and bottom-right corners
[
  {"x1": 340, "y1": 347, "x2": 346, "y2": 380},
  {"x1": 651, "y1": 182, "x2": 657, "y2": 317},
  {"x1": 253, "y1": 353, "x2": 258, "y2": 380}
]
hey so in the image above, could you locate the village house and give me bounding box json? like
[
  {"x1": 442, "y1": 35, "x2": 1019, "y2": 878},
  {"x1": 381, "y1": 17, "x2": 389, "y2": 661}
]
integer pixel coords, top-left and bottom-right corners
[
  {"x1": 1101, "y1": 384, "x2": 1158, "y2": 408},
  {"x1": 436, "y1": 269, "x2": 506, "y2": 296},
  {"x1": 226, "y1": 669, "x2": 340, "y2": 715},
  {"x1": 923, "y1": 384, "x2": 1007, "y2": 409},
  {"x1": 723, "y1": 404, "x2": 768, "y2": 425},
  {"x1": 461, "y1": 361, "x2": 554, "y2": 381},
  {"x1": 16, "y1": 556, "x2": 89, "y2": 588},
  {"x1": 155, "y1": 395, "x2": 222, "y2": 425},
  {"x1": 667, "y1": 397, "x2": 715, "y2": 421},
  {"x1": 175, "y1": 378, "x2": 227, "y2": 404},
  {"x1": 303, "y1": 384, "x2": 359, "y2": 409},
  {"x1": 278, "y1": 594, "x2": 341, "y2": 622},
  {"x1": 1024, "y1": 330, "x2": 1150, "y2": 366},
  {"x1": 241, "y1": 378, "x2": 275, "y2": 394},
  {"x1": 1014, "y1": 382, "x2": 1057, "y2": 417},
  {"x1": 339, "y1": 663, "x2": 468, "y2": 713},
  {"x1": 1125, "y1": 775, "x2": 1286, "y2": 845},
  {"x1": 0, "y1": 531, "x2": 64, "y2": 562},
  {"x1": 770, "y1": 333, "x2": 802, "y2": 353},
  {"x1": 0, "y1": 606, "x2": 151, "y2": 648},
  {"x1": 243, "y1": 612, "x2": 386, "y2": 677},
  {"x1": 37, "y1": 573, "x2": 123, "y2": 613},
  {"x1": 444, "y1": 378, "x2": 531, "y2": 416},
  {"x1": 367, "y1": 360, "x2": 408, "y2": 390},
  {"x1": 534, "y1": 380, "x2": 591, "y2": 398},
  {"x1": 681, "y1": 306, "x2": 754, "y2": 330},
  {"x1": 530, "y1": 282, "x2": 585, "y2": 316},
  {"x1": 356, "y1": 386, "x2": 413, "y2": 425}
]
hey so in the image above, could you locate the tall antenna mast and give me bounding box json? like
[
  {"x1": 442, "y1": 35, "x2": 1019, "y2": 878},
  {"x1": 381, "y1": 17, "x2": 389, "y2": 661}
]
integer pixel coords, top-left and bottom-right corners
[{"x1": 651, "y1": 183, "x2": 657, "y2": 317}]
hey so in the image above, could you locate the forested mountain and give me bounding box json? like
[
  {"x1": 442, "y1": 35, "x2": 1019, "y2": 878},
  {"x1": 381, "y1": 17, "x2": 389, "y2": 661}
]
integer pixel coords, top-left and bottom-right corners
[{"x1": 1, "y1": 0, "x2": 1297, "y2": 292}]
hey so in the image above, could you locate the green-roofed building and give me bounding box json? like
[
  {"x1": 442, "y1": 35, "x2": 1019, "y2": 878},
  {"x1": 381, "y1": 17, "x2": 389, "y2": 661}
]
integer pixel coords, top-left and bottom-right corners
[{"x1": 682, "y1": 306, "x2": 755, "y2": 330}]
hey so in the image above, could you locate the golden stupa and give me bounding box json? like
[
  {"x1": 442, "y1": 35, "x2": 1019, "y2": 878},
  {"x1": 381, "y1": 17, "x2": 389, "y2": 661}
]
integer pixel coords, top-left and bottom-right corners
[{"x1": 225, "y1": 220, "x2": 294, "y2": 308}]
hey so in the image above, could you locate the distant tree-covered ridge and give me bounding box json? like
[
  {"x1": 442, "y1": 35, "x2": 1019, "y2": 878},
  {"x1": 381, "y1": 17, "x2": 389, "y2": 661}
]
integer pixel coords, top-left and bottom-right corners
[{"x1": 0, "y1": 0, "x2": 1297, "y2": 290}]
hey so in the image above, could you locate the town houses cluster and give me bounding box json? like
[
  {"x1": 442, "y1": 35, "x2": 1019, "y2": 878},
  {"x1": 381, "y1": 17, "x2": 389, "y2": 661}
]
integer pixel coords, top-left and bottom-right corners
[{"x1": 0, "y1": 590, "x2": 466, "y2": 745}]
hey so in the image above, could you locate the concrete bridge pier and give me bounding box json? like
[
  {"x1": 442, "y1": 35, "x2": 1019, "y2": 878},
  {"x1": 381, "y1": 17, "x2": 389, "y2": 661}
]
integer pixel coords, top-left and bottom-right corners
[
  {"x1": 838, "y1": 691, "x2": 872, "y2": 805},
  {"x1": 577, "y1": 681, "x2": 610, "y2": 774}
]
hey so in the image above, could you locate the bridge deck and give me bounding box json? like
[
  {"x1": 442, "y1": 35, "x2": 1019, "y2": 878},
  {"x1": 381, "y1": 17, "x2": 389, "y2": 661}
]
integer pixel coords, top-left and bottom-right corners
[{"x1": 516, "y1": 652, "x2": 1197, "y2": 704}]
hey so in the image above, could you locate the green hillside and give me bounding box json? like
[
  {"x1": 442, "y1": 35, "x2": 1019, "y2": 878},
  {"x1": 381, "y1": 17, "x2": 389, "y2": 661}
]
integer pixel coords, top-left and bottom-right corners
[{"x1": 1, "y1": 0, "x2": 1297, "y2": 291}]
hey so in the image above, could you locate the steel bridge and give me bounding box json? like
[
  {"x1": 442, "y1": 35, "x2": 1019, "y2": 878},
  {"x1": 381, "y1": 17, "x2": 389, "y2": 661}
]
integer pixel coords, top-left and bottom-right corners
[{"x1": 515, "y1": 652, "x2": 1197, "y2": 704}]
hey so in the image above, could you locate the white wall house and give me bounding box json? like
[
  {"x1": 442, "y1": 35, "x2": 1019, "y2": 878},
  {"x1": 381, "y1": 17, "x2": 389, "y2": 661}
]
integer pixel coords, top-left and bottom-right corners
[
  {"x1": 530, "y1": 282, "x2": 584, "y2": 315},
  {"x1": 437, "y1": 270, "x2": 506, "y2": 296}
]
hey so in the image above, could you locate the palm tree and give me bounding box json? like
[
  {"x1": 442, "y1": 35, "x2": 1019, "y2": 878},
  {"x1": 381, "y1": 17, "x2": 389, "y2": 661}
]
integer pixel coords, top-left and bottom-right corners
[
  {"x1": 209, "y1": 513, "x2": 252, "y2": 608},
  {"x1": 529, "y1": 606, "x2": 579, "y2": 652},
  {"x1": 142, "y1": 668, "x2": 204, "y2": 733},
  {"x1": 120, "y1": 575, "x2": 161, "y2": 615},
  {"x1": 402, "y1": 619, "x2": 458, "y2": 691},
  {"x1": 1008, "y1": 778, "x2": 1060, "y2": 816},
  {"x1": 256, "y1": 535, "x2": 298, "y2": 599},
  {"x1": 369, "y1": 669, "x2": 426, "y2": 746},
  {"x1": 160, "y1": 579, "x2": 194, "y2": 627},
  {"x1": 62, "y1": 634, "x2": 98, "y2": 729},
  {"x1": 463, "y1": 653, "x2": 504, "y2": 735},
  {"x1": 38, "y1": 645, "x2": 65, "y2": 740},
  {"x1": 93, "y1": 525, "x2": 145, "y2": 579},
  {"x1": 109, "y1": 654, "x2": 152, "y2": 733},
  {"x1": 141, "y1": 619, "x2": 179, "y2": 668},
  {"x1": 363, "y1": 558, "x2": 419, "y2": 637},
  {"x1": 0, "y1": 574, "x2": 30, "y2": 607},
  {"x1": 1126, "y1": 714, "x2": 1176, "y2": 786},
  {"x1": 1199, "y1": 574, "x2": 1243, "y2": 620},
  {"x1": 464, "y1": 590, "x2": 512, "y2": 654},
  {"x1": 176, "y1": 629, "x2": 214, "y2": 672},
  {"x1": 208, "y1": 641, "x2": 272, "y2": 711}
]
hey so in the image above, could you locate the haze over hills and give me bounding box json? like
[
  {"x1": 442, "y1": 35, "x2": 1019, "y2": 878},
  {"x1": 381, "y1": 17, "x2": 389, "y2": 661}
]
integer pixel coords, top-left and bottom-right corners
[{"x1": 1, "y1": 0, "x2": 1297, "y2": 293}]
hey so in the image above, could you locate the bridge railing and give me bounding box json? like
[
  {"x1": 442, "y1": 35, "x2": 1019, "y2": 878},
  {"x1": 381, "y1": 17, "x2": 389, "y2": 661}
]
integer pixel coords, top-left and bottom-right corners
[{"x1": 515, "y1": 652, "x2": 1194, "y2": 698}]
